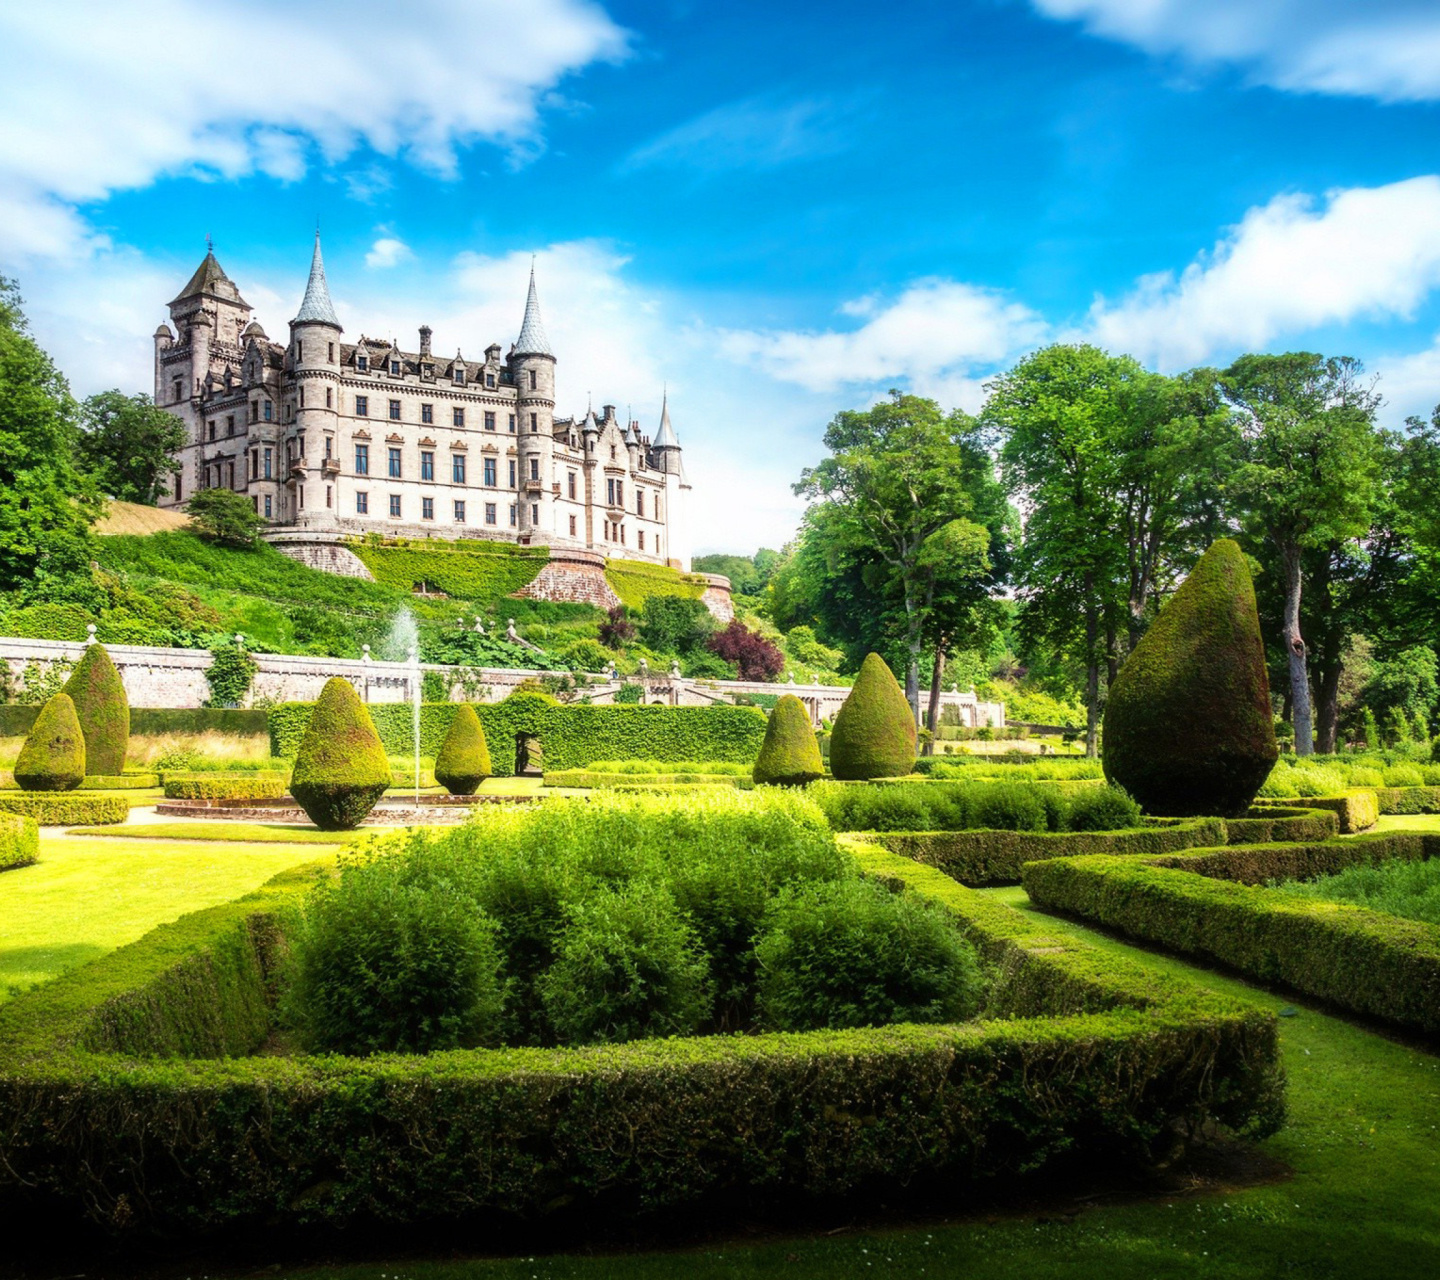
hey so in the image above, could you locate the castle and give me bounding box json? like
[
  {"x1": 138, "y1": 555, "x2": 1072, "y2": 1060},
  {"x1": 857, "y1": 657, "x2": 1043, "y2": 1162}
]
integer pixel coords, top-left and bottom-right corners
[{"x1": 153, "y1": 236, "x2": 691, "y2": 570}]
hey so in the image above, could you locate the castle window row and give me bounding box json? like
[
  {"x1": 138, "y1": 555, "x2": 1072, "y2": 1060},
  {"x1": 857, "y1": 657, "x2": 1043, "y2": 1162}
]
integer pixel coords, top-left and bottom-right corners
[{"x1": 349, "y1": 396, "x2": 516, "y2": 432}]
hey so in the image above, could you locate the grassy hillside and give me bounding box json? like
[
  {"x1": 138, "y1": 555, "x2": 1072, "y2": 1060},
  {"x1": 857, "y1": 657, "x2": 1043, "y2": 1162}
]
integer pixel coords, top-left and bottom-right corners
[
  {"x1": 350, "y1": 539, "x2": 548, "y2": 602},
  {"x1": 605, "y1": 558, "x2": 708, "y2": 610}
]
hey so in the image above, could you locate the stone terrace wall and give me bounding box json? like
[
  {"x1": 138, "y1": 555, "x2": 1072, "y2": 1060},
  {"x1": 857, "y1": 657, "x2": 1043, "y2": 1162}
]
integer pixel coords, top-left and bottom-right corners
[{"x1": 515, "y1": 547, "x2": 621, "y2": 611}]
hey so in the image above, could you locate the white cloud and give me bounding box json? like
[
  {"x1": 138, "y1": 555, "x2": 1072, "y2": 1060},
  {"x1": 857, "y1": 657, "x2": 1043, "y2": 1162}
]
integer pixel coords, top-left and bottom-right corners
[
  {"x1": 1374, "y1": 335, "x2": 1440, "y2": 425},
  {"x1": 622, "y1": 94, "x2": 855, "y2": 174},
  {"x1": 1084, "y1": 176, "x2": 1440, "y2": 369},
  {"x1": 1030, "y1": 0, "x2": 1440, "y2": 102},
  {"x1": 364, "y1": 234, "x2": 414, "y2": 270},
  {"x1": 717, "y1": 279, "x2": 1047, "y2": 408},
  {"x1": 0, "y1": 0, "x2": 628, "y2": 262}
]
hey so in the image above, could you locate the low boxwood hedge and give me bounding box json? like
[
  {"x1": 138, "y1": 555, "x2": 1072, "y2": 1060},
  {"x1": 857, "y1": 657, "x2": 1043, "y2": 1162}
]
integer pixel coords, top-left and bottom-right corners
[
  {"x1": 1253, "y1": 790, "x2": 1379, "y2": 833},
  {"x1": 0, "y1": 812, "x2": 38, "y2": 871},
  {"x1": 162, "y1": 776, "x2": 289, "y2": 801},
  {"x1": 0, "y1": 843, "x2": 1281, "y2": 1237},
  {"x1": 544, "y1": 770, "x2": 745, "y2": 789},
  {"x1": 77, "y1": 773, "x2": 160, "y2": 790},
  {"x1": 1375, "y1": 785, "x2": 1440, "y2": 815},
  {"x1": 869, "y1": 817, "x2": 1229, "y2": 886},
  {"x1": 1222, "y1": 806, "x2": 1338, "y2": 845},
  {"x1": 1022, "y1": 831, "x2": 1440, "y2": 1035},
  {"x1": 0, "y1": 794, "x2": 129, "y2": 825}
]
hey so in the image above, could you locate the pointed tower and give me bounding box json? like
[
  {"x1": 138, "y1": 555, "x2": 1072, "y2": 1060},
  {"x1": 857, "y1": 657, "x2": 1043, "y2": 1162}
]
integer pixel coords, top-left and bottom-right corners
[
  {"x1": 652, "y1": 390, "x2": 683, "y2": 477},
  {"x1": 651, "y1": 392, "x2": 689, "y2": 571},
  {"x1": 509, "y1": 263, "x2": 557, "y2": 544},
  {"x1": 288, "y1": 232, "x2": 343, "y2": 528}
]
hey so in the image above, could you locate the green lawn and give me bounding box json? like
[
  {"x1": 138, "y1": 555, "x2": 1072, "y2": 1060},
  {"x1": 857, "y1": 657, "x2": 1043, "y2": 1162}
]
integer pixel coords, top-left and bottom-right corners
[
  {"x1": 66, "y1": 822, "x2": 369, "y2": 843},
  {"x1": 0, "y1": 836, "x2": 337, "y2": 1001}
]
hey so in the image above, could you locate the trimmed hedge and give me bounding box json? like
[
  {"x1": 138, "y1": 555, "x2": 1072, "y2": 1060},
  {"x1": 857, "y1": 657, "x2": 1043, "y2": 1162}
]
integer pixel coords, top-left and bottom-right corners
[
  {"x1": 78, "y1": 773, "x2": 160, "y2": 790},
  {"x1": 269, "y1": 696, "x2": 768, "y2": 775},
  {"x1": 872, "y1": 818, "x2": 1229, "y2": 886},
  {"x1": 0, "y1": 706, "x2": 270, "y2": 739},
  {"x1": 829, "y1": 653, "x2": 916, "y2": 781},
  {"x1": 0, "y1": 794, "x2": 129, "y2": 825},
  {"x1": 753, "y1": 694, "x2": 824, "y2": 786},
  {"x1": 0, "y1": 838, "x2": 1282, "y2": 1236},
  {"x1": 0, "y1": 812, "x2": 38, "y2": 871},
  {"x1": 163, "y1": 776, "x2": 289, "y2": 801},
  {"x1": 1254, "y1": 790, "x2": 1379, "y2": 834},
  {"x1": 545, "y1": 770, "x2": 745, "y2": 789},
  {"x1": 1375, "y1": 785, "x2": 1440, "y2": 815},
  {"x1": 434, "y1": 703, "x2": 492, "y2": 795},
  {"x1": 61, "y1": 644, "x2": 129, "y2": 777},
  {"x1": 1222, "y1": 807, "x2": 1339, "y2": 845},
  {"x1": 13, "y1": 694, "x2": 86, "y2": 791},
  {"x1": 289, "y1": 678, "x2": 391, "y2": 830},
  {"x1": 1022, "y1": 832, "x2": 1440, "y2": 1034}
]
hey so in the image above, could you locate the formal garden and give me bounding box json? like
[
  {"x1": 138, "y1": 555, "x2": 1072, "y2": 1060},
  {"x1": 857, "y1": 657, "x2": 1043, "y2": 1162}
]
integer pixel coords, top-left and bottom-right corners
[{"x1": 2, "y1": 537, "x2": 1439, "y2": 1278}]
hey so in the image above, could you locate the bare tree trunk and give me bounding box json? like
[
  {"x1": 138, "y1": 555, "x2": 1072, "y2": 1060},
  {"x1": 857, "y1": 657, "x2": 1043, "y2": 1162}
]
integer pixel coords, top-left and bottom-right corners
[
  {"x1": 1316, "y1": 656, "x2": 1342, "y2": 755},
  {"x1": 1281, "y1": 545, "x2": 1314, "y2": 756},
  {"x1": 924, "y1": 647, "x2": 946, "y2": 753}
]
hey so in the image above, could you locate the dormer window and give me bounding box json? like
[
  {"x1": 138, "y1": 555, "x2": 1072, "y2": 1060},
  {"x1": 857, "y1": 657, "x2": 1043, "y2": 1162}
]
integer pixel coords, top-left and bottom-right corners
[
  {"x1": 357, "y1": 355, "x2": 368, "y2": 372},
  {"x1": 487, "y1": 373, "x2": 496, "y2": 388},
  {"x1": 390, "y1": 359, "x2": 401, "y2": 376},
  {"x1": 455, "y1": 366, "x2": 465, "y2": 385}
]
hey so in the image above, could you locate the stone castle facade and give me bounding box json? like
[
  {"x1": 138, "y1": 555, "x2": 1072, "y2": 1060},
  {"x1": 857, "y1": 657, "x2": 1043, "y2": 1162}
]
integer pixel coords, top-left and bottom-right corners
[{"x1": 153, "y1": 237, "x2": 691, "y2": 569}]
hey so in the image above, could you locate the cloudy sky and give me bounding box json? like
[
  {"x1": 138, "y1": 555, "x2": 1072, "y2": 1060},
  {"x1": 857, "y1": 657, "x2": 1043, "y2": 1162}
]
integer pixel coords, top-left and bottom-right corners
[{"x1": 4, "y1": 0, "x2": 1440, "y2": 554}]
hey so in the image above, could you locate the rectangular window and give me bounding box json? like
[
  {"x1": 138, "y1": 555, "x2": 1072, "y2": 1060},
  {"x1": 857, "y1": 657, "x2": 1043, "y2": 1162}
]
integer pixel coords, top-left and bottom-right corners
[
  {"x1": 249, "y1": 401, "x2": 258, "y2": 423},
  {"x1": 324, "y1": 436, "x2": 332, "y2": 459},
  {"x1": 326, "y1": 387, "x2": 333, "y2": 408},
  {"x1": 569, "y1": 514, "x2": 577, "y2": 536},
  {"x1": 356, "y1": 491, "x2": 368, "y2": 514},
  {"x1": 326, "y1": 485, "x2": 333, "y2": 509},
  {"x1": 227, "y1": 417, "x2": 237, "y2": 437},
  {"x1": 483, "y1": 457, "x2": 497, "y2": 487},
  {"x1": 485, "y1": 503, "x2": 497, "y2": 525},
  {"x1": 529, "y1": 370, "x2": 537, "y2": 390},
  {"x1": 638, "y1": 530, "x2": 645, "y2": 550},
  {"x1": 389, "y1": 399, "x2": 401, "y2": 421},
  {"x1": 531, "y1": 503, "x2": 539, "y2": 525},
  {"x1": 508, "y1": 459, "x2": 517, "y2": 488},
  {"x1": 453, "y1": 407, "x2": 465, "y2": 427},
  {"x1": 264, "y1": 494, "x2": 272, "y2": 518},
  {"x1": 454, "y1": 500, "x2": 466, "y2": 523},
  {"x1": 252, "y1": 495, "x2": 259, "y2": 513},
  {"x1": 421, "y1": 450, "x2": 435, "y2": 481},
  {"x1": 357, "y1": 355, "x2": 368, "y2": 371},
  {"x1": 508, "y1": 413, "x2": 516, "y2": 433},
  {"x1": 422, "y1": 496, "x2": 434, "y2": 520},
  {"x1": 208, "y1": 421, "x2": 216, "y2": 442},
  {"x1": 298, "y1": 484, "x2": 304, "y2": 509},
  {"x1": 390, "y1": 359, "x2": 401, "y2": 377},
  {"x1": 529, "y1": 412, "x2": 538, "y2": 433},
  {"x1": 328, "y1": 342, "x2": 335, "y2": 362},
  {"x1": 355, "y1": 444, "x2": 369, "y2": 475},
  {"x1": 568, "y1": 472, "x2": 576, "y2": 500},
  {"x1": 484, "y1": 410, "x2": 496, "y2": 431},
  {"x1": 421, "y1": 403, "x2": 433, "y2": 424},
  {"x1": 227, "y1": 461, "x2": 235, "y2": 488},
  {"x1": 249, "y1": 448, "x2": 257, "y2": 480},
  {"x1": 509, "y1": 503, "x2": 517, "y2": 527},
  {"x1": 529, "y1": 457, "x2": 539, "y2": 481},
  {"x1": 454, "y1": 366, "x2": 465, "y2": 384},
  {"x1": 636, "y1": 489, "x2": 644, "y2": 517},
  {"x1": 264, "y1": 447, "x2": 273, "y2": 479},
  {"x1": 356, "y1": 395, "x2": 369, "y2": 417},
  {"x1": 175, "y1": 474, "x2": 182, "y2": 502},
  {"x1": 388, "y1": 447, "x2": 402, "y2": 478},
  {"x1": 452, "y1": 454, "x2": 466, "y2": 484},
  {"x1": 263, "y1": 401, "x2": 273, "y2": 422},
  {"x1": 389, "y1": 494, "x2": 401, "y2": 518},
  {"x1": 656, "y1": 496, "x2": 662, "y2": 520},
  {"x1": 486, "y1": 373, "x2": 496, "y2": 388},
  {"x1": 172, "y1": 379, "x2": 182, "y2": 403}
]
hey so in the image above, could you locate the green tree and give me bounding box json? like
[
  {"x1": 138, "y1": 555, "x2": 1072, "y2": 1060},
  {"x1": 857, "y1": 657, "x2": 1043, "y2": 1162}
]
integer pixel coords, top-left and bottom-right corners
[
  {"x1": 1224, "y1": 353, "x2": 1383, "y2": 756},
  {"x1": 638, "y1": 595, "x2": 714, "y2": 655},
  {"x1": 185, "y1": 487, "x2": 263, "y2": 547},
  {"x1": 77, "y1": 390, "x2": 187, "y2": 505},
  {"x1": 0, "y1": 278, "x2": 99, "y2": 593}
]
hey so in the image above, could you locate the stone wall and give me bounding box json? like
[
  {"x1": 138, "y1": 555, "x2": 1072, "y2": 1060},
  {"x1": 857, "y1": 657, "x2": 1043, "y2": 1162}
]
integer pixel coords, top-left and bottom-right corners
[
  {"x1": 264, "y1": 530, "x2": 376, "y2": 579},
  {"x1": 515, "y1": 547, "x2": 620, "y2": 610}
]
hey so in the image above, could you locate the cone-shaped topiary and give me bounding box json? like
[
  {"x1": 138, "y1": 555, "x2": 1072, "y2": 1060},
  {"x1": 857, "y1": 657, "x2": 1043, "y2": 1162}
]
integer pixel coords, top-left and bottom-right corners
[
  {"x1": 290, "y1": 678, "x2": 392, "y2": 830},
  {"x1": 434, "y1": 703, "x2": 493, "y2": 795},
  {"x1": 61, "y1": 643, "x2": 129, "y2": 777},
  {"x1": 829, "y1": 653, "x2": 917, "y2": 781},
  {"x1": 753, "y1": 694, "x2": 825, "y2": 786},
  {"x1": 1103, "y1": 538, "x2": 1278, "y2": 817},
  {"x1": 14, "y1": 693, "x2": 86, "y2": 791}
]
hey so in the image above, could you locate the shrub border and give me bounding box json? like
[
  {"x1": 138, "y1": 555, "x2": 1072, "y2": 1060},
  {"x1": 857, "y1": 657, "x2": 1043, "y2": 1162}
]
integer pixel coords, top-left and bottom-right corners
[
  {"x1": 0, "y1": 812, "x2": 38, "y2": 871},
  {"x1": 0, "y1": 794, "x2": 129, "y2": 825}
]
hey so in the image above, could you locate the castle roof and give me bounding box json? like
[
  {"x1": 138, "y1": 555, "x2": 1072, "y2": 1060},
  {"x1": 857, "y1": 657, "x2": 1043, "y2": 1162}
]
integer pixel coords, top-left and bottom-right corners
[
  {"x1": 292, "y1": 232, "x2": 341, "y2": 327},
  {"x1": 654, "y1": 391, "x2": 680, "y2": 449},
  {"x1": 514, "y1": 265, "x2": 553, "y2": 358},
  {"x1": 169, "y1": 250, "x2": 250, "y2": 309}
]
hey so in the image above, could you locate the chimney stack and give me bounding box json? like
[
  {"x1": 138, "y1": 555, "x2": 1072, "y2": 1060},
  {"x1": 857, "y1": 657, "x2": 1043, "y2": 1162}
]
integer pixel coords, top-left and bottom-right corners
[{"x1": 419, "y1": 324, "x2": 433, "y2": 357}]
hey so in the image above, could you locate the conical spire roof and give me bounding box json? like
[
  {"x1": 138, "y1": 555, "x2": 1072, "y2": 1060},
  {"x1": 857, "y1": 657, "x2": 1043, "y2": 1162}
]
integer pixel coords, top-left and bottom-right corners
[
  {"x1": 169, "y1": 249, "x2": 248, "y2": 308},
  {"x1": 292, "y1": 232, "x2": 341, "y2": 327},
  {"x1": 514, "y1": 263, "x2": 553, "y2": 357},
  {"x1": 654, "y1": 390, "x2": 680, "y2": 449}
]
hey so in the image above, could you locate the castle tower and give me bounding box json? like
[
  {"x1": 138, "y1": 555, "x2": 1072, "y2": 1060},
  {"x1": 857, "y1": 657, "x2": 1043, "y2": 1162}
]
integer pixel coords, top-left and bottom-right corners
[
  {"x1": 509, "y1": 264, "x2": 556, "y2": 543},
  {"x1": 288, "y1": 232, "x2": 343, "y2": 527},
  {"x1": 651, "y1": 392, "x2": 689, "y2": 569}
]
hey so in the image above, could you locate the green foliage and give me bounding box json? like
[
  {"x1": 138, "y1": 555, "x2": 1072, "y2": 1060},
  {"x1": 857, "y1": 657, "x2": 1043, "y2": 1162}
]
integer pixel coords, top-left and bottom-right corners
[
  {"x1": 76, "y1": 391, "x2": 186, "y2": 505},
  {"x1": 162, "y1": 776, "x2": 287, "y2": 800},
  {"x1": 61, "y1": 643, "x2": 129, "y2": 776},
  {"x1": 0, "y1": 793, "x2": 128, "y2": 824},
  {"x1": 755, "y1": 878, "x2": 982, "y2": 1031},
  {"x1": 1, "y1": 601, "x2": 94, "y2": 641},
  {"x1": 1104, "y1": 539, "x2": 1278, "y2": 816},
  {"x1": 828, "y1": 653, "x2": 916, "y2": 780},
  {"x1": 0, "y1": 811, "x2": 38, "y2": 870},
  {"x1": 1065, "y1": 783, "x2": 1143, "y2": 831},
  {"x1": 691, "y1": 550, "x2": 781, "y2": 596},
  {"x1": 752, "y1": 694, "x2": 824, "y2": 785},
  {"x1": 185, "y1": 487, "x2": 264, "y2": 547},
  {"x1": 605, "y1": 558, "x2": 707, "y2": 611},
  {"x1": 204, "y1": 640, "x2": 257, "y2": 708},
  {"x1": 1279, "y1": 855, "x2": 1440, "y2": 928},
  {"x1": 1254, "y1": 789, "x2": 1379, "y2": 833},
  {"x1": 638, "y1": 593, "x2": 715, "y2": 654},
  {"x1": 288, "y1": 678, "x2": 391, "y2": 830},
  {"x1": 349, "y1": 539, "x2": 547, "y2": 608},
  {"x1": 285, "y1": 852, "x2": 505, "y2": 1055},
  {"x1": 540, "y1": 884, "x2": 713, "y2": 1045},
  {"x1": 559, "y1": 637, "x2": 612, "y2": 671},
  {"x1": 13, "y1": 693, "x2": 85, "y2": 791},
  {"x1": 433, "y1": 703, "x2": 492, "y2": 794}
]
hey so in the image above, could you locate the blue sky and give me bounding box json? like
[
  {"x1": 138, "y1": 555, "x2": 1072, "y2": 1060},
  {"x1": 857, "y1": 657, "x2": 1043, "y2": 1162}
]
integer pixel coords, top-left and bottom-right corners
[{"x1": 4, "y1": 0, "x2": 1440, "y2": 553}]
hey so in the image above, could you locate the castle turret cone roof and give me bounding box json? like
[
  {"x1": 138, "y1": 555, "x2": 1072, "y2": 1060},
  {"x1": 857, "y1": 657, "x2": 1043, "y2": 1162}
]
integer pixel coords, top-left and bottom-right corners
[
  {"x1": 169, "y1": 250, "x2": 249, "y2": 308},
  {"x1": 654, "y1": 391, "x2": 680, "y2": 449},
  {"x1": 514, "y1": 264, "x2": 553, "y2": 357},
  {"x1": 292, "y1": 232, "x2": 341, "y2": 327}
]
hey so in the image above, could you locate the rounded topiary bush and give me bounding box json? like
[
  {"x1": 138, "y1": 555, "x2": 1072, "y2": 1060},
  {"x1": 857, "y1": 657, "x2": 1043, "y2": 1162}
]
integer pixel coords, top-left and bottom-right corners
[
  {"x1": 61, "y1": 643, "x2": 129, "y2": 777},
  {"x1": 13, "y1": 693, "x2": 86, "y2": 791},
  {"x1": 1064, "y1": 783, "x2": 1142, "y2": 832},
  {"x1": 289, "y1": 677, "x2": 392, "y2": 830},
  {"x1": 828, "y1": 653, "x2": 916, "y2": 781},
  {"x1": 753, "y1": 694, "x2": 825, "y2": 786},
  {"x1": 1103, "y1": 539, "x2": 1278, "y2": 817},
  {"x1": 286, "y1": 857, "x2": 505, "y2": 1054},
  {"x1": 434, "y1": 703, "x2": 492, "y2": 795},
  {"x1": 755, "y1": 878, "x2": 983, "y2": 1031},
  {"x1": 538, "y1": 885, "x2": 713, "y2": 1045}
]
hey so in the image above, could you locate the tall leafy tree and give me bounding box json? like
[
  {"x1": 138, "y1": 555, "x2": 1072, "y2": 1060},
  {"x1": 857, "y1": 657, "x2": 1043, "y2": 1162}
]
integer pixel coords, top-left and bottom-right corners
[
  {"x1": 77, "y1": 390, "x2": 187, "y2": 505},
  {"x1": 0, "y1": 277, "x2": 98, "y2": 593},
  {"x1": 1224, "y1": 353, "x2": 1383, "y2": 756}
]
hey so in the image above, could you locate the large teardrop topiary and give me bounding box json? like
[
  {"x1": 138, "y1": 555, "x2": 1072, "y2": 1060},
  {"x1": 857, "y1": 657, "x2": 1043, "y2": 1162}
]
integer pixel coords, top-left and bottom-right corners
[
  {"x1": 434, "y1": 704, "x2": 493, "y2": 795},
  {"x1": 1103, "y1": 538, "x2": 1278, "y2": 817},
  {"x1": 290, "y1": 678, "x2": 392, "y2": 830},
  {"x1": 829, "y1": 653, "x2": 917, "y2": 781},
  {"x1": 753, "y1": 694, "x2": 825, "y2": 786},
  {"x1": 61, "y1": 643, "x2": 129, "y2": 777},
  {"x1": 14, "y1": 693, "x2": 86, "y2": 791}
]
